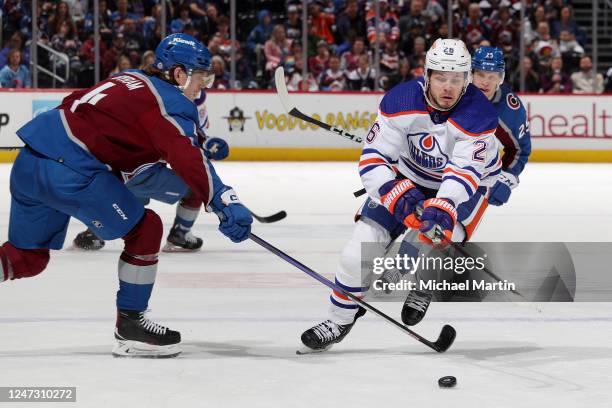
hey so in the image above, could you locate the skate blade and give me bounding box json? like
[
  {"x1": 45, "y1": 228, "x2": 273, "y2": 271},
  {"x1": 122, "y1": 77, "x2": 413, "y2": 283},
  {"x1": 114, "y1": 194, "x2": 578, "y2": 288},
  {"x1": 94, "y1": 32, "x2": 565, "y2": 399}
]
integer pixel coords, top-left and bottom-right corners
[
  {"x1": 296, "y1": 344, "x2": 334, "y2": 355},
  {"x1": 112, "y1": 340, "x2": 182, "y2": 358},
  {"x1": 162, "y1": 242, "x2": 202, "y2": 253}
]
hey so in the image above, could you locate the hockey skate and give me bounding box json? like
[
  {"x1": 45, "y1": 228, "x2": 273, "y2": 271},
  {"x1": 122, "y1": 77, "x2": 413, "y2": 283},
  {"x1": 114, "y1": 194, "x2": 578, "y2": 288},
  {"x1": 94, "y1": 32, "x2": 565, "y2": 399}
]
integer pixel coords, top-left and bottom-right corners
[
  {"x1": 112, "y1": 309, "x2": 182, "y2": 358},
  {"x1": 162, "y1": 224, "x2": 203, "y2": 252},
  {"x1": 298, "y1": 307, "x2": 366, "y2": 354},
  {"x1": 401, "y1": 290, "x2": 432, "y2": 326},
  {"x1": 73, "y1": 228, "x2": 105, "y2": 250}
]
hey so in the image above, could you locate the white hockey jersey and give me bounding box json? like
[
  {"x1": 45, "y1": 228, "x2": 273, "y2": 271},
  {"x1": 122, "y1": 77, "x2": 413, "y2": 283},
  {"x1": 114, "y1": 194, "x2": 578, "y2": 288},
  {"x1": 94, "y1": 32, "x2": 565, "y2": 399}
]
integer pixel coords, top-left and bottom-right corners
[{"x1": 360, "y1": 78, "x2": 501, "y2": 207}]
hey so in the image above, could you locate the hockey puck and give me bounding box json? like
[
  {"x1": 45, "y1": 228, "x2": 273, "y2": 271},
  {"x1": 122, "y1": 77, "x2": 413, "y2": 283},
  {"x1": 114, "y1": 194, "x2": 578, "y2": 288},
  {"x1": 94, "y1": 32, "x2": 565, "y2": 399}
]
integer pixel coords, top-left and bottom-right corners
[{"x1": 438, "y1": 376, "x2": 457, "y2": 388}]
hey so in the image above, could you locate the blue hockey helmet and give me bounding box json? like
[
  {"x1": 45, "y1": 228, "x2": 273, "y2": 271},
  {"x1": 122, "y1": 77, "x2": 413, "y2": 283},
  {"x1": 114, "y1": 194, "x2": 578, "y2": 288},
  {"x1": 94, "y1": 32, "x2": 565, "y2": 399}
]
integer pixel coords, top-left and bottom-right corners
[
  {"x1": 472, "y1": 46, "x2": 505, "y2": 73},
  {"x1": 154, "y1": 33, "x2": 212, "y2": 74}
]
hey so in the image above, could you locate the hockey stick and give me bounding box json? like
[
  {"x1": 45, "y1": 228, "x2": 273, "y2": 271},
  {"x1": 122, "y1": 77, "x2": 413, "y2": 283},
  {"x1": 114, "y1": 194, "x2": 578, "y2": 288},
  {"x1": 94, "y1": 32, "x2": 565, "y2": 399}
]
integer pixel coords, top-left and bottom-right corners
[
  {"x1": 249, "y1": 209, "x2": 287, "y2": 223},
  {"x1": 249, "y1": 232, "x2": 456, "y2": 353},
  {"x1": 274, "y1": 67, "x2": 363, "y2": 144}
]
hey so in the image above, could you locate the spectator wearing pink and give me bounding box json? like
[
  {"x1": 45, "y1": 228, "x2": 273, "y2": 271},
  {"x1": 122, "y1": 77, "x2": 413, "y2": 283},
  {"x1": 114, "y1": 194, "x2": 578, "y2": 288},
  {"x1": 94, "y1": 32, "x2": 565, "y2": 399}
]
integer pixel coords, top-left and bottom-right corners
[
  {"x1": 571, "y1": 56, "x2": 604, "y2": 94},
  {"x1": 264, "y1": 25, "x2": 292, "y2": 73},
  {"x1": 308, "y1": 40, "x2": 330, "y2": 78},
  {"x1": 309, "y1": 1, "x2": 335, "y2": 45},
  {"x1": 341, "y1": 37, "x2": 368, "y2": 71},
  {"x1": 319, "y1": 55, "x2": 347, "y2": 92},
  {"x1": 366, "y1": 0, "x2": 399, "y2": 45},
  {"x1": 540, "y1": 56, "x2": 572, "y2": 93}
]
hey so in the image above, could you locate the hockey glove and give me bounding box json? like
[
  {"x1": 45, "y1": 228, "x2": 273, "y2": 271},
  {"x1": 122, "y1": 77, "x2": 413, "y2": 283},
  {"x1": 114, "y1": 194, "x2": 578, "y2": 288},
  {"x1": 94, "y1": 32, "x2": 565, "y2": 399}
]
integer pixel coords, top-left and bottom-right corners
[
  {"x1": 379, "y1": 179, "x2": 426, "y2": 228},
  {"x1": 418, "y1": 198, "x2": 457, "y2": 247},
  {"x1": 488, "y1": 171, "x2": 518, "y2": 206},
  {"x1": 211, "y1": 187, "x2": 253, "y2": 243},
  {"x1": 203, "y1": 137, "x2": 229, "y2": 161}
]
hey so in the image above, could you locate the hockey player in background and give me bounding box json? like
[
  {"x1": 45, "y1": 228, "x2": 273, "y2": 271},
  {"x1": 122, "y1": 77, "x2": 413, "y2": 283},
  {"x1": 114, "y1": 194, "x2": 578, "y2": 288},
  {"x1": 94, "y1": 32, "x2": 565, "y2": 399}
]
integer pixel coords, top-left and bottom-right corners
[
  {"x1": 470, "y1": 46, "x2": 531, "y2": 207},
  {"x1": 0, "y1": 33, "x2": 253, "y2": 357},
  {"x1": 71, "y1": 90, "x2": 230, "y2": 252},
  {"x1": 299, "y1": 39, "x2": 501, "y2": 353}
]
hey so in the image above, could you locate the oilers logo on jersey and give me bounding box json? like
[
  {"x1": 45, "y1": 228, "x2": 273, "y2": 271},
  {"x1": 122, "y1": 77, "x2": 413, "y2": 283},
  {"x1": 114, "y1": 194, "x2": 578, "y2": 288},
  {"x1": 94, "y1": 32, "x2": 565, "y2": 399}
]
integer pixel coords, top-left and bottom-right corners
[{"x1": 407, "y1": 133, "x2": 448, "y2": 170}]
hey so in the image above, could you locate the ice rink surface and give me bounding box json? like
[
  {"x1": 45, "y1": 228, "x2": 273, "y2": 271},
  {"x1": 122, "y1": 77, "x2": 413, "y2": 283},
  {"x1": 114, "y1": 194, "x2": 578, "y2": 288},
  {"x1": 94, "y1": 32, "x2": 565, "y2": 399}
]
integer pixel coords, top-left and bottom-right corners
[{"x1": 1, "y1": 161, "x2": 611, "y2": 408}]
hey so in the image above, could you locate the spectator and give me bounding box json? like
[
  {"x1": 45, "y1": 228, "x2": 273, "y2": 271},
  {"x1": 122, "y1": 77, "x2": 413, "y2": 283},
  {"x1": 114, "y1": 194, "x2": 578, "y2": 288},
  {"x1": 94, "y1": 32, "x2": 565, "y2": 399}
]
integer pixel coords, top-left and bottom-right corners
[
  {"x1": 284, "y1": 4, "x2": 303, "y2": 43},
  {"x1": 336, "y1": 0, "x2": 366, "y2": 44},
  {"x1": 200, "y1": 3, "x2": 221, "y2": 44},
  {"x1": 286, "y1": 56, "x2": 319, "y2": 91},
  {"x1": 0, "y1": 49, "x2": 30, "y2": 88},
  {"x1": 559, "y1": 29, "x2": 584, "y2": 74},
  {"x1": 308, "y1": 40, "x2": 330, "y2": 78},
  {"x1": 83, "y1": 0, "x2": 113, "y2": 39},
  {"x1": 533, "y1": 22, "x2": 560, "y2": 69},
  {"x1": 139, "y1": 50, "x2": 155, "y2": 70},
  {"x1": 604, "y1": 67, "x2": 612, "y2": 93},
  {"x1": 459, "y1": 3, "x2": 491, "y2": 51},
  {"x1": 121, "y1": 18, "x2": 145, "y2": 67},
  {"x1": 171, "y1": 4, "x2": 192, "y2": 34},
  {"x1": 319, "y1": 54, "x2": 347, "y2": 91},
  {"x1": 421, "y1": 0, "x2": 445, "y2": 29},
  {"x1": 408, "y1": 36, "x2": 426, "y2": 70},
  {"x1": 142, "y1": 4, "x2": 163, "y2": 51},
  {"x1": 102, "y1": 33, "x2": 126, "y2": 78},
  {"x1": 264, "y1": 25, "x2": 291, "y2": 73},
  {"x1": 540, "y1": 56, "x2": 572, "y2": 93},
  {"x1": 211, "y1": 55, "x2": 230, "y2": 89},
  {"x1": 50, "y1": 20, "x2": 82, "y2": 82},
  {"x1": 571, "y1": 56, "x2": 604, "y2": 94},
  {"x1": 188, "y1": 0, "x2": 208, "y2": 22},
  {"x1": 399, "y1": 0, "x2": 427, "y2": 54},
  {"x1": 247, "y1": 10, "x2": 273, "y2": 54},
  {"x1": 47, "y1": 1, "x2": 77, "y2": 38},
  {"x1": 215, "y1": 16, "x2": 240, "y2": 65},
  {"x1": 367, "y1": 0, "x2": 400, "y2": 47},
  {"x1": 235, "y1": 48, "x2": 257, "y2": 90},
  {"x1": 491, "y1": 6, "x2": 518, "y2": 49},
  {"x1": 385, "y1": 59, "x2": 413, "y2": 90},
  {"x1": 0, "y1": 32, "x2": 29, "y2": 68},
  {"x1": 108, "y1": 54, "x2": 132, "y2": 77},
  {"x1": 310, "y1": 0, "x2": 335, "y2": 45},
  {"x1": 340, "y1": 37, "x2": 368, "y2": 71},
  {"x1": 111, "y1": 0, "x2": 137, "y2": 30},
  {"x1": 379, "y1": 38, "x2": 405, "y2": 87},
  {"x1": 551, "y1": 6, "x2": 586, "y2": 46},
  {"x1": 346, "y1": 54, "x2": 376, "y2": 91},
  {"x1": 511, "y1": 56, "x2": 540, "y2": 92},
  {"x1": 80, "y1": 32, "x2": 108, "y2": 66}
]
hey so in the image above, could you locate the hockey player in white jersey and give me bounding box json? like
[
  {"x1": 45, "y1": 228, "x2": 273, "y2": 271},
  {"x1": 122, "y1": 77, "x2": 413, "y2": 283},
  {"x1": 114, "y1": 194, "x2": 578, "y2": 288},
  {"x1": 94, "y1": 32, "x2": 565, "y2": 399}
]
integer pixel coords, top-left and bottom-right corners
[{"x1": 300, "y1": 39, "x2": 501, "y2": 353}]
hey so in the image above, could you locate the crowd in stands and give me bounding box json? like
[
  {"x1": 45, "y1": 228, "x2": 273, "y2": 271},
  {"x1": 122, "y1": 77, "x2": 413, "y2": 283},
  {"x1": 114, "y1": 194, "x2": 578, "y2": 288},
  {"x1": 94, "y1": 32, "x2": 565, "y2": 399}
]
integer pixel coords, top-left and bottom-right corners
[{"x1": 0, "y1": 0, "x2": 610, "y2": 93}]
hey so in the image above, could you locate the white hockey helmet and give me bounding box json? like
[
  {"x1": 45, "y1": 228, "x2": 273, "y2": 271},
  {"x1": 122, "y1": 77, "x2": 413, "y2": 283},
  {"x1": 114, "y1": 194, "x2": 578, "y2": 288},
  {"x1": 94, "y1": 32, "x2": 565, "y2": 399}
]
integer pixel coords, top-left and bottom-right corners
[{"x1": 424, "y1": 39, "x2": 472, "y2": 109}]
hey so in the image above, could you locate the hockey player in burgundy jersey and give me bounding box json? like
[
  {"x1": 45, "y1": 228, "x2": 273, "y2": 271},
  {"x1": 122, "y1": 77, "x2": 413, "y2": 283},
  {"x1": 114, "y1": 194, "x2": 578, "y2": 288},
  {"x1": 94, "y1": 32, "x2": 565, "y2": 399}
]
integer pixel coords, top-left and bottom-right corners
[
  {"x1": 0, "y1": 33, "x2": 253, "y2": 358},
  {"x1": 299, "y1": 39, "x2": 501, "y2": 353},
  {"x1": 71, "y1": 90, "x2": 230, "y2": 252}
]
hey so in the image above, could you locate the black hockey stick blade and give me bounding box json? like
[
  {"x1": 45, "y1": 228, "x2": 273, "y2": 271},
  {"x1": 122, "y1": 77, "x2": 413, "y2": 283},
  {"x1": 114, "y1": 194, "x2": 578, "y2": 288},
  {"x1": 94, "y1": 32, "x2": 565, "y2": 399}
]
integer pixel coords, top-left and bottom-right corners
[
  {"x1": 249, "y1": 210, "x2": 287, "y2": 224},
  {"x1": 353, "y1": 188, "x2": 366, "y2": 197},
  {"x1": 432, "y1": 324, "x2": 456, "y2": 353}
]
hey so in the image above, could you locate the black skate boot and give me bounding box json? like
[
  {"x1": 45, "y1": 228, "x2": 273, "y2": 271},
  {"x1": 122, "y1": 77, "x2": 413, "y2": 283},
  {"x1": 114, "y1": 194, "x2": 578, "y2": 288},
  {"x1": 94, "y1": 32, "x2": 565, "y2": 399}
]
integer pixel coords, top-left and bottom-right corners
[
  {"x1": 113, "y1": 309, "x2": 182, "y2": 358},
  {"x1": 401, "y1": 290, "x2": 432, "y2": 326},
  {"x1": 162, "y1": 224, "x2": 203, "y2": 252},
  {"x1": 73, "y1": 228, "x2": 105, "y2": 250},
  {"x1": 298, "y1": 307, "x2": 366, "y2": 354}
]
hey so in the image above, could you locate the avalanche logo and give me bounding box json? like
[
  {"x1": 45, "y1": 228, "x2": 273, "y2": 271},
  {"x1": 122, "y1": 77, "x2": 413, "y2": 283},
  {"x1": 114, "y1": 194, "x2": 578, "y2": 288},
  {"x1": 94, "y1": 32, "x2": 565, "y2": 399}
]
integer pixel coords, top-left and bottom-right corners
[
  {"x1": 407, "y1": 133, "x2": 448, "y2": 169},
  {"x1": 506, "y1": 93, "x2": 521, "y2": 110}
]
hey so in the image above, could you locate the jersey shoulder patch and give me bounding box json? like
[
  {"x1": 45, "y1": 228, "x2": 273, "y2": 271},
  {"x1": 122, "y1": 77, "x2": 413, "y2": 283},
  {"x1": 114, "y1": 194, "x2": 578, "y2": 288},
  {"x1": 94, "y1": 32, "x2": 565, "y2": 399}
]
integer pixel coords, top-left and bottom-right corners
[
  {"x1": 379, "y1": 79, "x2": 428, "y2": 117},
  {"x1": 450, "y1": 84, "x2": 498, "y2": 136}
]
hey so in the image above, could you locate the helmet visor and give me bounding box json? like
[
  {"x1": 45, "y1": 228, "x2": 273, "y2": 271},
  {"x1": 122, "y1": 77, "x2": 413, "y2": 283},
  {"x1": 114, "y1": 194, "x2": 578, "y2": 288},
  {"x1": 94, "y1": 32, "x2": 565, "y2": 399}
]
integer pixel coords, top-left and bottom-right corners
[{"x1": 192, "y1": 69, "x2": 215, "y2": 89}]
